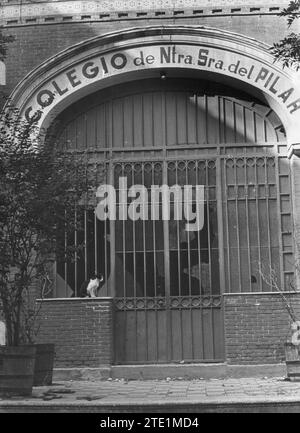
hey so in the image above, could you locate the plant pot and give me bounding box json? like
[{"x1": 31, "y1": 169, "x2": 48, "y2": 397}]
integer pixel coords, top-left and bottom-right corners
[
  {"x1": 33, "y1": 343, "x2": 55, "y2": 386},
  {"x1": 285, "y1": 342, "x2": 300, "y2": 381},
  {"x1": 0, "y1": 345, "x2": 36, "y2": 396}
]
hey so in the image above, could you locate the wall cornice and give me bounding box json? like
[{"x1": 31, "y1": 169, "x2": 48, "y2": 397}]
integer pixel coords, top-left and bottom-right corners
[{"x1": 0, "y1": 0, "x2": 289, "y2": 27}]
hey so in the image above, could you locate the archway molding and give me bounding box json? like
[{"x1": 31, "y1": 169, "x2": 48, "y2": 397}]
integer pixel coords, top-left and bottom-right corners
[{"x1": 8, "y1": 25, "x2": 300, "y2": 155}]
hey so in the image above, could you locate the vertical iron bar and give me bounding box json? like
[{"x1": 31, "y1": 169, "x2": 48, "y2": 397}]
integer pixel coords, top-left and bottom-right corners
[
  {"x1": 224, "y1": 159, "x2": 231, "y2": 292},
  {"x1": 275, "y1": 156, "x2": 285, "y2": 291},
  {"x1": 265, "y1": 157, "x2": 273, "y2": 286},
  {"x1": 216, "y1": 155, "x2": 225, "y2": 360},
  {"x1": 205, "y1": 95, "x2": 208, "y2": 144},
  {"x1": 84, "y1": 209, "x2": 88, "y2": 281},
  {"x1": 109, "y1": 161, "x2": 116, "y2": 297},
  {"x1": 152, "y1": 163, "x2": 158, "y2": 361},
  {"x1": 206, "y1": 161, "x2": 213, "y2": 292},
  {"x1": 94, "y1": 210, "x2": 98, "y2": 275},
  {"x1": 142, "y1": 163, "x2": 148, "y2": 361},
  {"x1": 121, "y1": 164, "x2": 126, "y2": 299},
  {"x1": 195, "y1": 94, "x2": 199, "y2": 145},
  {"x1": 74, "y1": 208, "x2": 78, "y2": 297},
  {"x1": 234, "y1": 159, "x2": 242, "y2": 292},
  {"x1": 163, "y1": 160, "x2": 171, "y2": 361},
  {"x1": 206, "y1": 161, "x2": 215, "y2": 359},
  {"x1": 176, "y1": 162, "x2": 182, "y2": 296},
  {"x1": 196, "y1": 161, "x2": 202, "y2": 294},
  {"x1": 132, "y1": 163, "x2": 138, "y2": 362},
  {"x1": 64, "y1": 212, "x2": 68, "y2": 297},
  {"x1": 255, "y1": 157, "x2": 263, "y2": 291},
  {"x1": 185, "y1": 162, "x2": 192, "y2": 295},
  {"x1": 104, "y1": 215, "x2": 108, "y2": 296},
  {"x1": 244, "y1": 159, "x2": 253, "y2": 292},
  {"x1": 216, "y1": 157, "x2": 226, "y2": 295}
]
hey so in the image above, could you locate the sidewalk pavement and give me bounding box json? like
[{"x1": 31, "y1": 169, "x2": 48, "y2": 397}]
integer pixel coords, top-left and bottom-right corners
[{"x1": 2, "y1": 376, "x2": 300, "y2": 412}]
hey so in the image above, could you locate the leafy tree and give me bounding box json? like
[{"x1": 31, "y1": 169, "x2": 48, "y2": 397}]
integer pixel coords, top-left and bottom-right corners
[
  {"x1": 272, "y1": 1, "x2": 300, "y2": 69},
  {"x1": 0, "y1": 30, "x2": 14, "y2": 62},
  {"x1": 0, "y1": 110, "x2": 97, "y2": 346},
  {"x1": 0, "y1": 26, "x2": 101, "y2": 347}
]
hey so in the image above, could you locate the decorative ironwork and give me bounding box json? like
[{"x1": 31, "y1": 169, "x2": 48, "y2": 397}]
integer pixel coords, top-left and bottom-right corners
[{"x1": 114, "y1": 295, "x2": 222, "y2": 310}]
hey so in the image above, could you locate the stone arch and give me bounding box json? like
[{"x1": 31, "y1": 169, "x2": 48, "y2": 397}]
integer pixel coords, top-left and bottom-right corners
[{"x1": 7, "y1": 25, "x2": 300, "y2": 156}]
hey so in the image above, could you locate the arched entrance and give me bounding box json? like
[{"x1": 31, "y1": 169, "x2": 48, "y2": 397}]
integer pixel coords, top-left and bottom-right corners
[
  {"x1": 8, "y1": 26, "x2": 300, "y2": 365},
  {"x1": 53, "y1": 78, "x2": 291, "y2": 364}
]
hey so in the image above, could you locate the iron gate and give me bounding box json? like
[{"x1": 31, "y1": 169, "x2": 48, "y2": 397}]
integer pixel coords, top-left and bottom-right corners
[
  {"x1": 53, "y1": 81, "x2": 293, "y2": 365},
  {"x1": 113, "y1": 159, "x2": 224, "y2": 364}
]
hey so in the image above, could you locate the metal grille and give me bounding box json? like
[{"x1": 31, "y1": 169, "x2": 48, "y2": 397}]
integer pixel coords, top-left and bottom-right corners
[
  {"x1": 113, "y1": 159, "x2": 219, "y2": 298},
  {"x1": 55, "y1": 152, "x2": 293, "y2": 299},
  {"x1": 53, "y1": 82, "x2": 293, "y2": 364},
  {"x1": 113, "y1": 158, "x2": 223, "y2": 363},
  {"x1": 221, "y1": 155, "x2": 294, "y2": 293}
]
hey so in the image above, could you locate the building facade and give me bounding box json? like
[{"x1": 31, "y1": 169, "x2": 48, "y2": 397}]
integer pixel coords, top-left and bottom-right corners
[{"x1": 3, "y1": 0, "x2": 300, "y2": 374}]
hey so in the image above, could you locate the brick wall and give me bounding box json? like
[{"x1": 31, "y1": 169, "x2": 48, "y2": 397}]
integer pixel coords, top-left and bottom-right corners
[
  {"x1": 33, "y1": 293, "x2": 300, "y2": 368},
  {"x1": 36, "y1": 298, "x2": 114, "y2": 368},
  {"x1": 2, "y1": 12, "x2": 297, "y2": 95},
  {"x1": 224, "y1": 293, "x2": 300, "y2": 364}
]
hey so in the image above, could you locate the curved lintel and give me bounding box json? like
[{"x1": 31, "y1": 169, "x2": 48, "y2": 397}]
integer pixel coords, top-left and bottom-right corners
[{"x1": 8, "y1": 25, "x2": 300, "y2": 155}]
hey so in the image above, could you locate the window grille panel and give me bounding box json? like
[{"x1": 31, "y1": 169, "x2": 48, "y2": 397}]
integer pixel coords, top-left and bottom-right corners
[{"x1": 222, "y1": 155, "x2": 294, "y2": 293}]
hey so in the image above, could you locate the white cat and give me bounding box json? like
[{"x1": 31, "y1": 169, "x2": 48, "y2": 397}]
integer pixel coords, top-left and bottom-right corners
[
  {"x1": 0, "y1": 321, "x2": 6, "y2": 345},
  {"x1": 86, "y1": 274, "x2": 104, "y2": 297}
]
